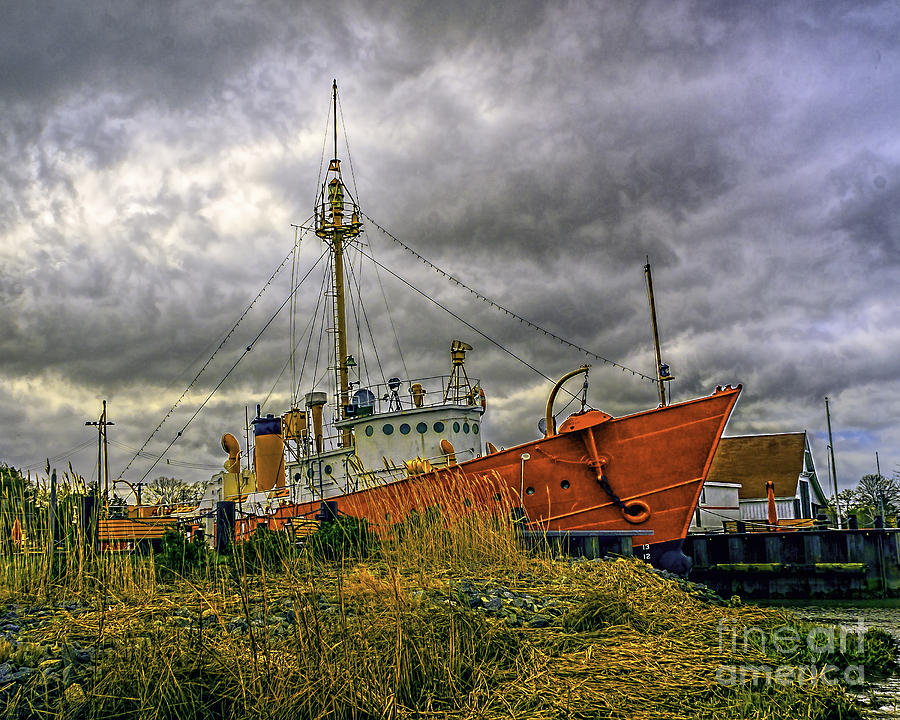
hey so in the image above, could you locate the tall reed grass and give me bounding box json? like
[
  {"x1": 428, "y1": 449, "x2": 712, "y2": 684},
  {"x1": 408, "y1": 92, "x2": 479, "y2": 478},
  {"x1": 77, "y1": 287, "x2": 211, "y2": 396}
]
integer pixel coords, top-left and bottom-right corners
[
  {"x1": 0, "y1": 465, "x2": 881, "y2": 719},
  {"x1": 0, "y1": 466, "x2": 156, "y2": 603}
]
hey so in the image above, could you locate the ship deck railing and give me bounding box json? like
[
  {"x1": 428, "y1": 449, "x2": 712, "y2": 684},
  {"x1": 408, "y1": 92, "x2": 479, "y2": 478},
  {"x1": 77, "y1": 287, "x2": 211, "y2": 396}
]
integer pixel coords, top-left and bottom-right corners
[{"x1": 339, "y1": 374, "x2": 484, "y2": 421}]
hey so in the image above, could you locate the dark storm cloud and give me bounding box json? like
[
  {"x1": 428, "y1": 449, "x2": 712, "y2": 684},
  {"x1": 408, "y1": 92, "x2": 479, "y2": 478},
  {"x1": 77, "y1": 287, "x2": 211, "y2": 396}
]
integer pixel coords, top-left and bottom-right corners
[{"x1": 1, "y1": 0, "x2": 899, "y2": 490}]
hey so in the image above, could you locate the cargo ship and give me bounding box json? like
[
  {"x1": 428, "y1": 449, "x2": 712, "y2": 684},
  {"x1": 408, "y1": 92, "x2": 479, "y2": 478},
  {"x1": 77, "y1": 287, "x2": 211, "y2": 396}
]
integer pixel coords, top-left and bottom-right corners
[{"x1": 216, "y1": 82, "x2": 742, "y2": 573}]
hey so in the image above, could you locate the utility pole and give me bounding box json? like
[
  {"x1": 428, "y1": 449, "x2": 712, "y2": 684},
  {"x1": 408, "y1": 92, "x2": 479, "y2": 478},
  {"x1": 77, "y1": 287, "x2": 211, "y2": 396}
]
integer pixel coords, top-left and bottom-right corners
[
  {"x1": 825, "y1": 396, "x2": 842, "y2": 529},
  {"x1": 85, "y1": 400, "x2": 114, "y2": 514},
  {"x1": 876, "y1": 451, "x2": 885, "y2": 522}
]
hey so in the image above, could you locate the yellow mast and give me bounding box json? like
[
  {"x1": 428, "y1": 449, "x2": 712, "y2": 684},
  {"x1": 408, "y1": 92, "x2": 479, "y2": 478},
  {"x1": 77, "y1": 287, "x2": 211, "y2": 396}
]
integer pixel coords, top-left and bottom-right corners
[{"x1": 316, "y1": 80, "x2": 362, "y2": 448}]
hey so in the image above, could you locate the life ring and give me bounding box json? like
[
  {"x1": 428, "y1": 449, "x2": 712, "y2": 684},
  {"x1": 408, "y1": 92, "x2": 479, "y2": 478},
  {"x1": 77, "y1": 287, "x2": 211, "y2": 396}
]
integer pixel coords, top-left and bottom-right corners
[
  {"x1": 621, "y1": 500, "x2": 651, "y2": 524},
  {"x1": 478, "y1": 386, "x2": 486, "y2": 411}
]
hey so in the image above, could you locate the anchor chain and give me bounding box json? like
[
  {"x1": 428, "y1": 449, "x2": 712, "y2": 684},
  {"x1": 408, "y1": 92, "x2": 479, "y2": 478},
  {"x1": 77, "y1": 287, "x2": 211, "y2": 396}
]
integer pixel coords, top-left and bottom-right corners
[{"x1": 598, "y1": 473, "x2": 628, "y2": 510}]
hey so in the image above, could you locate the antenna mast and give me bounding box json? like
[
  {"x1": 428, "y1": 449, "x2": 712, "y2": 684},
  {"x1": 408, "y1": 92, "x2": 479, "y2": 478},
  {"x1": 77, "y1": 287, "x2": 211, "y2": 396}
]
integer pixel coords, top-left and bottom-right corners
[
  {"x1": 316, "y1": 80, "x2": 363, "y2": 448},
  {"x1": 644, "y1": 259, "x2": 672, "y2": 407}
]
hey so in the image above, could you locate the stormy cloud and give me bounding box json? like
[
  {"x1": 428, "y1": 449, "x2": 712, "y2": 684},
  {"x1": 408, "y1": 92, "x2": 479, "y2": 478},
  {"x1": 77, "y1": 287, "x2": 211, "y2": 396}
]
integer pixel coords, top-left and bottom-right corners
[{"x1": 1, "y1": 0, "x2": 898, "y2": 492}]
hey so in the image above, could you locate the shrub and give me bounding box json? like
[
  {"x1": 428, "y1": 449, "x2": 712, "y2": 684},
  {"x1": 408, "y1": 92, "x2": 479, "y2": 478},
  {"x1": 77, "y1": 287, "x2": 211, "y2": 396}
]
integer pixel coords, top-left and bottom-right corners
[
  {"x1": 306, "y1": 516, "x2": 376, "y2": 561},
  {"x1": 156, "y1": 528, "x2": 208, "y2": 578},
  {"x1": 236, "y1": 526, "x2": 294, "y2": 573}
]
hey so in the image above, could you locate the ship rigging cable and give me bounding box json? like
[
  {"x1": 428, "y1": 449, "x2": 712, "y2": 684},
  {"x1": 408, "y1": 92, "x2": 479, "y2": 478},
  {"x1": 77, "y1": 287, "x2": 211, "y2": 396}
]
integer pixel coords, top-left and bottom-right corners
[
  {"x1": 133, "y1": 247, "x2": 331, "y2": 484},
  {"x1": 362, "y1": 212, "x2": 656, "y2": 383},
  {"x1": 356, "y1": 248, "x2": 579, "y2": 390},
  {"x1": 118, "y1": 220, "x2": 316, "y2": 482}
]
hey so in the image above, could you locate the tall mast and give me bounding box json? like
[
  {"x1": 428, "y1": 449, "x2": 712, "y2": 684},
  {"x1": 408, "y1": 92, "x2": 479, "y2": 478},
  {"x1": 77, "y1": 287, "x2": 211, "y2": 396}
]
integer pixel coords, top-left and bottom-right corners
[
  {"x1": 316, "y1": 80, "x2": 362, "y2": 448},
  {"x1": 644, "y1": 259, "x2": 669, "y2": 407}
]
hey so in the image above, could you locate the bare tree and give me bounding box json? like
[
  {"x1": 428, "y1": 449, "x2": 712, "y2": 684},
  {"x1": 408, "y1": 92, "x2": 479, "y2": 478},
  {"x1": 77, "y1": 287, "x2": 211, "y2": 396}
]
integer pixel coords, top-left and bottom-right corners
[
  {"x1": 145, "y1": 476, "x2": 206, "y2": 506},
  {"x1": 853, "y1": 473, "x2": 900, "y2": 515}
]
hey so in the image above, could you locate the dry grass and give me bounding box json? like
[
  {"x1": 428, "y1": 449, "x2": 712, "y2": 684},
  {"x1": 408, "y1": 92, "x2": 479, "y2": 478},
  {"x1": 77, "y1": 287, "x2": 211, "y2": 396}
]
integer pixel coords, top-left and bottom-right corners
[{"x1": 0, "y1": 476, "x2": 871, "y2": 719}]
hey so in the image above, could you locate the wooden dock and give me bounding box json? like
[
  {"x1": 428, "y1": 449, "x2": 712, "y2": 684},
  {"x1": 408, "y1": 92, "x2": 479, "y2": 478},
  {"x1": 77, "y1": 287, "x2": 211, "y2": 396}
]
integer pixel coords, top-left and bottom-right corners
[
  {"x1": 685, "y1": 528, "x2": 900, "y2": 599},
  {"x1": 520, "y1": 529, "x2": 654, "y2": 560}
]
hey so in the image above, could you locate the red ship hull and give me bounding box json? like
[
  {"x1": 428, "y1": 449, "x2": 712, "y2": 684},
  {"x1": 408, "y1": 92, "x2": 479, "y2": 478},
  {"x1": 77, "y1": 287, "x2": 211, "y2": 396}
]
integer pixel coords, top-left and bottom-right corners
[{"x1": 258, "y1": 385, "x2": 741, "y2": 571}]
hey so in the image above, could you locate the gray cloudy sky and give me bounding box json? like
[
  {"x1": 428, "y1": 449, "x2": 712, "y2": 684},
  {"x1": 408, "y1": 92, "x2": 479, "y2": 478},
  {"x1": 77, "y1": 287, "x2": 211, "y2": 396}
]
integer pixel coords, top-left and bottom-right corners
[{"x1": 1, "y1": 1, "x2": 898, "y2": 495}]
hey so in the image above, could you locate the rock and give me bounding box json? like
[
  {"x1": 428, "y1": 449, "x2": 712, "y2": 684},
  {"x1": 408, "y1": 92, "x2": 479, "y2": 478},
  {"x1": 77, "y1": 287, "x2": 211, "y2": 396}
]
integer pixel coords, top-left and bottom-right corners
[
  {"x1": 527, "y1": 615, "x2": 553, "y2": 628},
  {"x1": 39, "y1": 658, "x2": 63, "y2": 672},
  {"x1": 11, "y1": 667, "x2": 33, "y2": 682},
  {"x1": 505, "y1": 614, "x2": 522, "y2": 628},
  {"x1": 484, "y1": 598, "x2": 503, "y2": 612}
]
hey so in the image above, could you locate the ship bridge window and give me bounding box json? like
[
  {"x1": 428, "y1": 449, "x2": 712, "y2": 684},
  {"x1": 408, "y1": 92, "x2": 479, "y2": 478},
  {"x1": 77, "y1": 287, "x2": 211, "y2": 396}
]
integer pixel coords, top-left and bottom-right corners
[
  {"x1": 433, "y1": 421, "x2": 445, "y2": 433},
  {"x1": 400, "y1": 423, "x2": 411, "y2": 435},
  {"x1": 383, "y1": 424, "x2": 394, "y2": 435},
  {"x1": 416, "y1": 422, "x2": 428, "y2": 434}
]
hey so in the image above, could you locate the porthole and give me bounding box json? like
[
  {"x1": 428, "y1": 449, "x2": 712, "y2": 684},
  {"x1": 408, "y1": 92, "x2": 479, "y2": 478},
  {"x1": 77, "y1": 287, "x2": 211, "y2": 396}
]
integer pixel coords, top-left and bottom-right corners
[
  {"x1": 365, "y1": 425, "x2": 374, "y2": 437},
  {"x1": 463, "y1": 423, "x2": 470, "y2": 434},
  {"x1": 453, "y1": 422, "x2": 461, "y2": 433},
  {"x1": 417, "y1": 422, "x2": 428, "y2": 434},
  {"x1": 472, "y1": 423, "x2": 479, "y2": 434},
  {"x1": 433, "y1": 421, "x2": 445, "y2": 433},
  {"x1": 383, "y1": 424, "x2": 394, "y2": 435},
  {"x1": 560, "y1": 480, "x2": 570, "y2": 490},
  {"x1": 324, "y1": 464, "x2": 333, "y2": 475},
  {"x1": 525, "y1": 487, "x2": 535, "y2": 496},
  {"x1": 400, "y1": 423, "x2": 411, "y2": 435},
  {"x1": 293, "y1": 473, "x2": 301, "y2": 482},
  {"x1": 306, "y1": 467, "x2": 315, "y2": 479}
]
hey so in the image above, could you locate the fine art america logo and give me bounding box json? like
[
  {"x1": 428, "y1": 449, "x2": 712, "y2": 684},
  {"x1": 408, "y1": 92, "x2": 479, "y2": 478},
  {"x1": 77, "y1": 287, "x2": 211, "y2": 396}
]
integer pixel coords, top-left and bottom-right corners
[{"x1": 717, "y1": 617, "x2": 866, "y2": 686}]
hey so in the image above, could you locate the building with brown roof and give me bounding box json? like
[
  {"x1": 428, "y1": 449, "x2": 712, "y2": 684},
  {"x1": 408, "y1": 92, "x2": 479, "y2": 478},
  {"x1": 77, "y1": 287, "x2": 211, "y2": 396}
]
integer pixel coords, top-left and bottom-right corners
[{"x1": 690, "y1": 431, "x2": 829, "y2": 531}]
